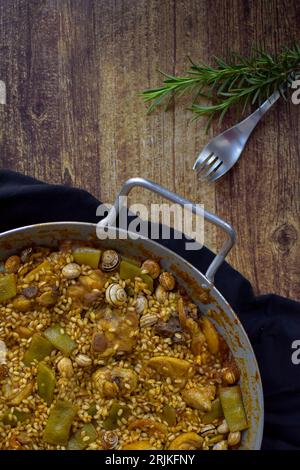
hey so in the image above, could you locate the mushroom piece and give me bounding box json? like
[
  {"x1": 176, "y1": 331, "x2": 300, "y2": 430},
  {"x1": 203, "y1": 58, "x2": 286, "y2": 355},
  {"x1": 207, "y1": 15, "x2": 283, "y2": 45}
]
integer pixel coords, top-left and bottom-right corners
[
  {"x1": 9, "y1": 381, "x2": 34, "y2": 406},
  {"x1": 188, "y1": 319, "x2": 206, "y2": 355},
  {"x1": 79, "y1": 270, "x2": 106, "y2": 291},
  {"x1": 36, "y1": 290, "x2": 59, "y2": 307},
  {"x1": 67, "y1": 271, "x2": 107, "y2": 307},
  {"x1": 101, "y1": 250, "x2": 120, "y2": 272},
  {"x1": 105, "y1": 283, "x2": 127, "y2": 307},
  {"x1": 169, "y1": 432, "x2": 203, "y2": 450},
  {"x1": 154, "y1": 314, "x2": 183, "y2": 343},
  {"x1": 201, "y1": 316, "x2": 220, "y2": 355},
  {"x1": 12, "y1": 296, "x2": 32, "y2": 312},
  {"x1": 177, "y1": 297, "x2": 206, "y2": 355},
  {"x1": 147, "y1": 356, "x2": 192, "y2": 388},
  {"x1": 92, "y1": 307, "x2": 138, "y2": 358},
  {"x1": 181, "y1": 385, "x2": 216, "y2": 412},
  {"x1": 22, "y1": 286, "x2": 38, "y2": 299},
  {"x1": 91, "y1": 332, "x2": 108, "y2": 353},
  {"x1": 92, "y1": 366, "x2": 138, "y2": 397},
  {"x1": 16, "y1": 326, "x2": 33, "y2": 338},
  {"x1": 128, "y1": 419, "x2": 167, "y2": 436}
]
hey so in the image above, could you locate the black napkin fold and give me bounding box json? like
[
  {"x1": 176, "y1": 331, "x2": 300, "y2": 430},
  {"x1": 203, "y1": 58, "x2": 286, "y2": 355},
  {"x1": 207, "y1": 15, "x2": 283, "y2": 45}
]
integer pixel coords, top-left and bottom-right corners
[{"x1": 0, "y1": 169, "x2": 299, "y2": 450}]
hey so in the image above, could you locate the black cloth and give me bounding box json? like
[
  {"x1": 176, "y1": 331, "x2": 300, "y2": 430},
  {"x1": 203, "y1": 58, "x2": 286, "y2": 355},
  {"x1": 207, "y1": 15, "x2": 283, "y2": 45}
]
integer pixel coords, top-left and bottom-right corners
[{"x1": 0, "y1": 169, "x2": 299, "y2": 450}]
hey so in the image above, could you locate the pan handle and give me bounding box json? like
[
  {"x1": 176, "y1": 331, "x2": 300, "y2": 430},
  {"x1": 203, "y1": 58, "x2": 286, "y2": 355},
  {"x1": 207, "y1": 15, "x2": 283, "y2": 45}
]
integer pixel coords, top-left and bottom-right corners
[{"x1": 98, "y1": 177, "x2": 236, "y2": 284}]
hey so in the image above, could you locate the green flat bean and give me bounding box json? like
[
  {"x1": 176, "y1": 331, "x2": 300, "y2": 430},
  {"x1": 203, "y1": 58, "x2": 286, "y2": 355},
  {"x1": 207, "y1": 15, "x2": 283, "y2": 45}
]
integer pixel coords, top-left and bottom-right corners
[
  {"x1": 219, "y1": 385, "x2": 248, "y2": 432},
  {"x1": 67, "y1": 423, "x2": 97, "y2": 450},
  {"x1": 43, "y1": 325, "x2": 77, "y2": 356},
  {"x1": 23, "y1": 334, "x2": 54, "y2": 366},
  {"x1": 37, "y1": 363, "x2": 56, "y2": 405},
  {"x1": 43, "y1": 400, "x2": 77, "y2": 445}
]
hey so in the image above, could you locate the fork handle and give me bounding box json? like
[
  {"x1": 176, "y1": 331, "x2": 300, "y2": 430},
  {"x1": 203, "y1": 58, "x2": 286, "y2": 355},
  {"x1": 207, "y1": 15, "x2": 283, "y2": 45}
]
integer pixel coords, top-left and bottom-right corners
[{"x1": 238, "y1": 90, "x2": 280, "y2": 132}]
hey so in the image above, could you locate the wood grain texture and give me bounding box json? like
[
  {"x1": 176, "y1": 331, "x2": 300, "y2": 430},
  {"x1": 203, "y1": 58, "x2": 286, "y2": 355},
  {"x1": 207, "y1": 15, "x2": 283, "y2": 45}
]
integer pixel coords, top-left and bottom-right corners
[
  {"x1": 209, "y1": 0, "x2": 300, "y2": 299},
  {"x1": 0, "y1": 0, "x2": 299, "y2": 299}
]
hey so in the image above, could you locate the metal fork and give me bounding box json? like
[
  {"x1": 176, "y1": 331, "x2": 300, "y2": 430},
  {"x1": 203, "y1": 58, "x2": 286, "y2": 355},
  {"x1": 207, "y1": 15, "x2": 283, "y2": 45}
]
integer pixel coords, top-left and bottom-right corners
[{"x1": 193, "y1": 90, "x2": 280, "y2": 182}]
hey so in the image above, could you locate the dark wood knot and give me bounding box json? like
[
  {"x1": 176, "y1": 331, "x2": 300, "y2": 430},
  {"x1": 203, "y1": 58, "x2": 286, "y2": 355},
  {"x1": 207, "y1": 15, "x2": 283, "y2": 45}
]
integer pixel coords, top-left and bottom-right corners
[
  {"x1": 271, "y1": 223, "x2": 298, "y2": 254},
  {"x1": 31, "y1": 101, "x2": 45, "y2": 119}
]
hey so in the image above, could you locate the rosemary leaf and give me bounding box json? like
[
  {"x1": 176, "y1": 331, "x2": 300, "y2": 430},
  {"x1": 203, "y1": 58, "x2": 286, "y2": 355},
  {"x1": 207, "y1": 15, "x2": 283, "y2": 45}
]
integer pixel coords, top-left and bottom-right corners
[{"x1": 141, "y1": 44, "x2": 300, "y2": 130}]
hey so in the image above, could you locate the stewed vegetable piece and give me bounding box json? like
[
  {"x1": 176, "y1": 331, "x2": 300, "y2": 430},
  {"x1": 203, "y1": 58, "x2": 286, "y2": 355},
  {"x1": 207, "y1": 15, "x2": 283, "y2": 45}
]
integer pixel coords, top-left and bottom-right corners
[
  {"x1": 119, "y1": 260, "x2": 153, "y2": 292},
  {"x1": 67, "y1": 424, "x2": 97, "y2": 450},
  {"x1": 103, "y1": 402, "x2": 131, "y2": 430},
  {"x1": 43, "y1": 325, "x2": 77, "y2": 356},
  {"x1": 43, "y1": 401, "x2": 77, "y2": 445},
  {"x1": 219, "y1": 385, "x2": 248, "y2": 432},
  {"x1": 0, "y1": 274, "x2": 17, "y2": 302},
  {"x1": 72, "y1": 247, "x2": 101, "y2": 269},
  {"x1": 23, "y1": 334, "x2": 54, "y2": 366},
  {"x1": 37, "y1": 363, "x2": 56, "y2": 405},
  {"x1": 202, "y1": 398, "x2": 224, "y2": 424}
]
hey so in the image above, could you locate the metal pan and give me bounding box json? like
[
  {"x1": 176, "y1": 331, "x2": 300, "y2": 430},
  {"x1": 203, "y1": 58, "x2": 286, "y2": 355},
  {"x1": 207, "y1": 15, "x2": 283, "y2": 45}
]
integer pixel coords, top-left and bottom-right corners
[{"x1": 0, "y1": 177, "x2": 263, "y2": 449}]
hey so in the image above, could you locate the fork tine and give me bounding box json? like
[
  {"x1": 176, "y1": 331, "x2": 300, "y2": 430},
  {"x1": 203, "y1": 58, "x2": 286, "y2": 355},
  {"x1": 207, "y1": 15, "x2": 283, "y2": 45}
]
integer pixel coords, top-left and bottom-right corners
[
  {"x1": 193, "y1": 150, "x2": 212, "y2": 171},
  {"x1": 197, "y1": 154, "x2": 218, "y2": 180},
  {"x1": 196, "y1": 153, "x2": 215, "y2": 177},
  {"x1": 201, "y1": 157, "x2": 222, "y2": 180},
  {"x1": 206, "y1": 161, "x2": 224, "y2": 183}
]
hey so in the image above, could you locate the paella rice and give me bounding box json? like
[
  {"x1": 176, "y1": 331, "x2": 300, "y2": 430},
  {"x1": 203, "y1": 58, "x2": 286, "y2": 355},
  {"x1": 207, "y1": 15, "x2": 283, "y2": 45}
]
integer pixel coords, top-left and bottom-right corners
[{"x1": 0, "y1": 243, "x2": 248, "y2": 450}]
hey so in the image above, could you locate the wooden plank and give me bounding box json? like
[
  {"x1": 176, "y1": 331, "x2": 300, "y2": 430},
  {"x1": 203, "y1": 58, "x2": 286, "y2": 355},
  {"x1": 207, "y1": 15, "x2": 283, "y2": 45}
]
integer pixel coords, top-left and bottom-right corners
[
  {"x1": 0, "y1": 0, "x2": 61, "y2": 181},
  {"x1": 58, "y1": 0, "x2": 101, "y2": 189},
  {"x1": 209, "y1": 0, "x2": 300, "y2": 298}
]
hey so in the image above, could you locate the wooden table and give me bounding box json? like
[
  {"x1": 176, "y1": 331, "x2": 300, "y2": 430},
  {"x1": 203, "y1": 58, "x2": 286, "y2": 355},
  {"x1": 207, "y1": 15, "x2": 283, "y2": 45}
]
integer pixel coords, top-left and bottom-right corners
[{"x1": 0, "y1": 0, "x2": 299, "y2": 299}]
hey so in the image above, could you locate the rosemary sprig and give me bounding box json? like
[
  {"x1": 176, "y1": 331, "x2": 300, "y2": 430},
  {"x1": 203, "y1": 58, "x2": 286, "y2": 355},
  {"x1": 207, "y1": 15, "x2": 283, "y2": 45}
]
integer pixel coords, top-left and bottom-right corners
[{"x1": 141, "y1": 45, "x2": 300, "y2": 130}]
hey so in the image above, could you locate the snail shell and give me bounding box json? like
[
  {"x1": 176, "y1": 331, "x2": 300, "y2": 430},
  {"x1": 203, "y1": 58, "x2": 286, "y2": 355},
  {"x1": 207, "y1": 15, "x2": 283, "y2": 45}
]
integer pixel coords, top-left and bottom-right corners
[
  {"x1": 141, "y1": 259, "x2": 160, "y2": 279},
  {"x1": 75, "y1": 354, "x2": 92, "y2": 367},
  {"x1": 101, "y1": 250, "x2": 120, "y2": 272},
  {"x1": 106, "y1": 283, "x2": 127, "y2": 306},
  {"x1": 159, "y1": 272, "x2": 175, "y2": 291},
  {"x1": 227, "y1": 431, "x2": 241, "y2": 447},
  {"x1": 140, "y1": 313, "x2": 158, "y2": 328},
  {"x1": 217, "y1": 420, "x2": 229, "y2": 434},
  {"x1": 0, "y1": 340, "x2": 7, "y2": 365},
  {"x1": 101, "y1": 431, "x2": 118, "y2": 449},
  {"x1": 135, "y1": 295, "x2": 148, "y2": 315},
  {"x1": 62, "y1": 263, "x2": 81, "y2": 279},
  {"x1": 57, "y1": 357, "x2": 74, "y2": 378},
  {"x1": 212, "y1": 440, "x2": 228, "y2": 450},
  {"x1": 155, "y1": 285, "x2": 168, "y2": 304},
  {"x1": 200, "y1": 424, "x2": 216, "y2": 437}
]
